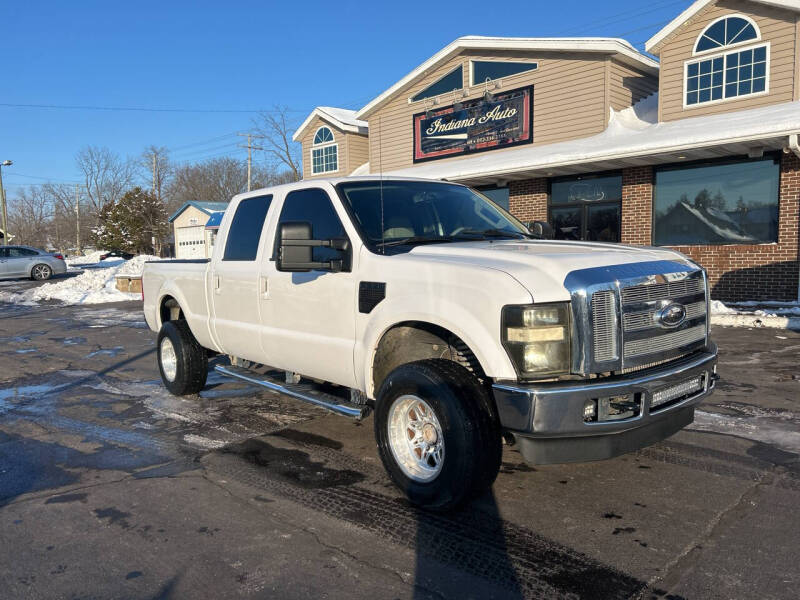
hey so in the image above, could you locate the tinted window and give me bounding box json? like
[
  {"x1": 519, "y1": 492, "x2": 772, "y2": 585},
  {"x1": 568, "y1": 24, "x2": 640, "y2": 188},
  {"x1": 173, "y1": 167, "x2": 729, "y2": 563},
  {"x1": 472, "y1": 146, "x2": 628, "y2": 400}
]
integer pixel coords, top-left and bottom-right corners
[
  {"x1": 472, "y1": 61, "x2": 538, "y2": 85},
  {"x1": 277, "y1": 188, "x2": 346, "y2": 262},
  {"x1": 222, "y1": 195, "x2": 272, "y2": 261},
  {"x1": 411, "y1": 66, "x2": 463, "y2": 102},
  {"x1": 549, "y1": 174, "x2": 622, "y2": 242},
  {"x1": 9, "y1": 247, "x2": 38, "y2": 257},
  {"x1": 0, "y1": 248, "x2": 7, "y2": 258},
  {"x1": 653, "y1": 155, "x2": 779, "y2": 245}
]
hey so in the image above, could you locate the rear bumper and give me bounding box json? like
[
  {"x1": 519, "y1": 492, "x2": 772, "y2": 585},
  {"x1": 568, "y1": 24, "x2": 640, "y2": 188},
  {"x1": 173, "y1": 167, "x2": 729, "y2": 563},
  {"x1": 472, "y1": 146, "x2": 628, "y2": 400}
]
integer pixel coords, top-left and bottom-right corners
[{"x1": 492, "y1": 344, "x2": 717, "y2": 464}]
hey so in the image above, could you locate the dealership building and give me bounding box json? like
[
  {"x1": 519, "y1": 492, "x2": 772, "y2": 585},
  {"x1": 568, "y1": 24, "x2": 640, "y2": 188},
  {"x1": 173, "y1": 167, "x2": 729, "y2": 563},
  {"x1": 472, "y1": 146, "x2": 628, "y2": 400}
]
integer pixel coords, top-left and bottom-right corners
[{"x1": 293, "y1": 0, "x2": 800, "y2": 301}]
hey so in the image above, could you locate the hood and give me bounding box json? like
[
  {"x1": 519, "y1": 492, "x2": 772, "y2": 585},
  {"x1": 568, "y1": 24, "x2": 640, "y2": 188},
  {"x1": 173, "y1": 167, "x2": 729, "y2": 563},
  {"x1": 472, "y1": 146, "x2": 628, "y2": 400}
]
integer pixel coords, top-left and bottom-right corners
[{"x1": 408, "y1": 239, "x2": 692, "y2": 302}]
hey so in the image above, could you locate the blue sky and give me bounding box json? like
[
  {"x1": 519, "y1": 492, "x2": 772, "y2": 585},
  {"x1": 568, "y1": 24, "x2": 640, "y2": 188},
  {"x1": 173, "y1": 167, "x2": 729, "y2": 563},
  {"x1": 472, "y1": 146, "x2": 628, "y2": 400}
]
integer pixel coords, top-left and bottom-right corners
[{"x1": 1, "y1": 0, "x2": 688, "y2": 195}]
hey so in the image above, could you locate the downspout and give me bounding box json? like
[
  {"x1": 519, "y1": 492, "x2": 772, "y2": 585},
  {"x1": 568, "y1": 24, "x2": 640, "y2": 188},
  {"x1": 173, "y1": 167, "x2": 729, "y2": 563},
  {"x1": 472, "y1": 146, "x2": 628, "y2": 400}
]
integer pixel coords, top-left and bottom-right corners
[{"x1": 790, "y1": 134, "x2": 800, "y2": 301}]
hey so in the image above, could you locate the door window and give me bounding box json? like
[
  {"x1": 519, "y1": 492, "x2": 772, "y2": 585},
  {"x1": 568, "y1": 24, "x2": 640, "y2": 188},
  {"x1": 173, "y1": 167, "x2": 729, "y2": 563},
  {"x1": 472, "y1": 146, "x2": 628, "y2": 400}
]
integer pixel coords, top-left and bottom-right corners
[
  {"x1": 0, "y1": 248, "x2": 8, "y2": 258},
  {"x1": 549, "y1": 174, "x2": 622, "y2": 242},
  {"x1": 276, "y1": 188, "x2": 347, "y2": 263},
  {"x1": 8, "y1": 247, "x2": 38, "y2": 257},
  {"x1": 222, "y1": 195, "x2": 273, "y2": 261}
]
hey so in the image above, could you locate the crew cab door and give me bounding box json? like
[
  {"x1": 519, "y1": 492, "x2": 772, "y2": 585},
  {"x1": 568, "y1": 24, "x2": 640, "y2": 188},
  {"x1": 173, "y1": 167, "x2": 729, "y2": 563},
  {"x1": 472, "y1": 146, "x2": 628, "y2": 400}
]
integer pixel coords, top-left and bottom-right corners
[
  {"x1": 258, "y1": 187, "x2": 357, "y2": 388},
  {"x1": 210, "y1": 194, "x2": 273, "y2": 360}
]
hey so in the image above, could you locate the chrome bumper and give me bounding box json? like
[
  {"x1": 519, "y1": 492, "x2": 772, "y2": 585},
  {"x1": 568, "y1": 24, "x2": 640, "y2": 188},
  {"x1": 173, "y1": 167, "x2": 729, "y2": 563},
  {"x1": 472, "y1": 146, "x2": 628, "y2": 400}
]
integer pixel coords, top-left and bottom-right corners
[{"x1": 492, "y1": 343, "x2": 718, "y2": 464}]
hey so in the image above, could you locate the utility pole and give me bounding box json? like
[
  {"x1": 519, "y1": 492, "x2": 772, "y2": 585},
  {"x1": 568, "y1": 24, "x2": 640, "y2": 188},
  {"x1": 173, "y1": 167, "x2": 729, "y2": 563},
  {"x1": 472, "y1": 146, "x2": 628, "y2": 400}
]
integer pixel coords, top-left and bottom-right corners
[
  {"x1": 74, "y1": 183, "x2": 82, "y2": 253},
  {"x1": 237, "y1": 132, "x2": 264, "y2": 191},
  {"x1": 0, "y1": 160, "x2": 11, "y2": 246},
  {"x1": 152, "y1": 153, "x2": 157, "y2": 199}
]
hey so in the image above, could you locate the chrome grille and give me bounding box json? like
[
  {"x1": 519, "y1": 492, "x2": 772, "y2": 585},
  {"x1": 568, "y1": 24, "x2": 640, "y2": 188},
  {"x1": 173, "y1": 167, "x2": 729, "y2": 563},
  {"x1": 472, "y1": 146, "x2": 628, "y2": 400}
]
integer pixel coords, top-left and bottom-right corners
[
  {"x1": 624, "y1": 325, "x2": 706, "y2": 359},
  {"x1": 621, "y1": 278, "x2": 703, "y2": 305},
  {"x1": 623, "y1": 301, "x2": 706, "y2": 332},
  {"x1": 591, "y1": 290, "x2": 618, "y2": 362}
]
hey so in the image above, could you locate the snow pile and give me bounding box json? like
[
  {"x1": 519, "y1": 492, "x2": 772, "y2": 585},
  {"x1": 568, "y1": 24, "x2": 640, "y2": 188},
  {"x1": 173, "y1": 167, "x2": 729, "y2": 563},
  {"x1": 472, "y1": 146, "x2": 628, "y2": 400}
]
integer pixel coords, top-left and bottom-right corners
[
  {"x1": 0, "y1": 255, "x2": 163, "y2": 306},
  {"x1": 711, "y1": 299, "x2": 800, "y2": 330},
  {"x1": 65, "y1": 250, "x2": 107, "y2": 266},
  {"x1": 118, "y1": 255, "x2": 161, "y2": 277}
]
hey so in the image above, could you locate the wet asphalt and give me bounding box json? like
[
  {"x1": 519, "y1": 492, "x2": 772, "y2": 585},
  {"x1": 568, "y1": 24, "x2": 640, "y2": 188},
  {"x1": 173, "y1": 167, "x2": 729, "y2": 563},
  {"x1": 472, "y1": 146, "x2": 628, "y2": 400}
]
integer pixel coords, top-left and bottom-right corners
[{"x1": 0, "y1": 282, "x2": 799, "y2": 599}]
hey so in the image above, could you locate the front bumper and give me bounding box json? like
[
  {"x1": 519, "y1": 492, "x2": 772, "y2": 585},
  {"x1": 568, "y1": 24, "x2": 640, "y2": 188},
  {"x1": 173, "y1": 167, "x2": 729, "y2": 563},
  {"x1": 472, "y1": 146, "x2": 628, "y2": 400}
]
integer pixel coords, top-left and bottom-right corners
[{"x1": 492, "y1": 344, "x2": 717, "y2": 465}]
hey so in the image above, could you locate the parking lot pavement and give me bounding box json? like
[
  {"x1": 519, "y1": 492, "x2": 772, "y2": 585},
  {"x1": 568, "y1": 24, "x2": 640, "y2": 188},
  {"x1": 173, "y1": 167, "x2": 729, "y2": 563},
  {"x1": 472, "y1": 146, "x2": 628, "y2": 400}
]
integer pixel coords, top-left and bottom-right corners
[{"x1": 0, "y1": 299, "x2": 798, "y2": 599}]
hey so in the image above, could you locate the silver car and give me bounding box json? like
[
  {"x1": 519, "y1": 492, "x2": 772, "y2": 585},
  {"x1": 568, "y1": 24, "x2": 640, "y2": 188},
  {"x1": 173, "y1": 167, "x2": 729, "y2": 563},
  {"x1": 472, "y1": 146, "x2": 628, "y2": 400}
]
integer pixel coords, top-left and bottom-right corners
[{"x1": 0, "y1": 245, "x2": 67, "y2": 281}]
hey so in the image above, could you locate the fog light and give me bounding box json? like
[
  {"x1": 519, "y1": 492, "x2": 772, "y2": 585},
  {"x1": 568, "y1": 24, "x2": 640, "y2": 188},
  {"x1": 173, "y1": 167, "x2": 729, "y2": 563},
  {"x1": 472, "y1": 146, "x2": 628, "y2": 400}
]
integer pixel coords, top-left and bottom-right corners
[{"x1": 583, "y1": 399, "x2": 597, "y2": 422}]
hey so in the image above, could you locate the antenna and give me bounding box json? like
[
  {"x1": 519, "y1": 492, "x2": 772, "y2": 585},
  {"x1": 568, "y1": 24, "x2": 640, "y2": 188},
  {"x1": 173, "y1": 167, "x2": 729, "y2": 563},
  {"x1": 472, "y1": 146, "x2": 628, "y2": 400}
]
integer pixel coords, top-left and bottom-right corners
[{"x1": 379, "y1": 116, "x2": 385, "y2": 254}]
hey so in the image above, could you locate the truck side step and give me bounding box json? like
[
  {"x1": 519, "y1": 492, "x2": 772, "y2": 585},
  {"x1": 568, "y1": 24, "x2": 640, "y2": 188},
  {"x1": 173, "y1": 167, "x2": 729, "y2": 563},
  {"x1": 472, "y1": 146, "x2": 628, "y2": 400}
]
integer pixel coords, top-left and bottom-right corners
[{"x1": 214, "y1": 364, "x2": 369, "y2": 420}]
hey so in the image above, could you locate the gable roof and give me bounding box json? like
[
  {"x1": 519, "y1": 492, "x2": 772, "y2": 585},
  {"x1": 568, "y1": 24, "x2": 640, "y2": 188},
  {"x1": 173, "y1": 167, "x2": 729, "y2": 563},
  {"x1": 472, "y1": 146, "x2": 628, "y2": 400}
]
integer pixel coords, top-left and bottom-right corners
[
  {"x1": 355, "y1": 36, "x2": 659, "y2": 120},
  {"x1": 169, "y1": 201, "x2": 229, "y2": 223},
  {"x1": 292, "y1": 107, "x2": 369, "y2": 142},
  {"x1": 646, "y1": 0, "x2": 800, "y2": 54},
  {"x1": 204, "y1": 211, "x2": 224, "y2": 229}
]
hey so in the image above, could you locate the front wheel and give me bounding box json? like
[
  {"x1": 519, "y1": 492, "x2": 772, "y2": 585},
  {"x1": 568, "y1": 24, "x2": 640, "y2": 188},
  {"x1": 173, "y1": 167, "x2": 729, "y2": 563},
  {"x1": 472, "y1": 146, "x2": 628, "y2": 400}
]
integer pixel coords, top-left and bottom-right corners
[
  {"x1": 157, "y1": 320, "x2": 208, "y2": 395},
  {"x1": 374, "y1": 359, "x2": 502, "y2": 510},
  {"x1": 31, "y1": 264, "x2": 52, "y2": 281}
]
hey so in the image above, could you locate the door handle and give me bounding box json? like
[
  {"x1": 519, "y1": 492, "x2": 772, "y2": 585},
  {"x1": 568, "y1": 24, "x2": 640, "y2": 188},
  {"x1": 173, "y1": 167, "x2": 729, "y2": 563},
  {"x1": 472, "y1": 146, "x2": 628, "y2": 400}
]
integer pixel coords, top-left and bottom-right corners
[
  {"x1": 260, "y1": 275, "x2": 269, "y2": 299},
  {"x1": 214, "y1": 275, "x2": 221, "y2": 294}
]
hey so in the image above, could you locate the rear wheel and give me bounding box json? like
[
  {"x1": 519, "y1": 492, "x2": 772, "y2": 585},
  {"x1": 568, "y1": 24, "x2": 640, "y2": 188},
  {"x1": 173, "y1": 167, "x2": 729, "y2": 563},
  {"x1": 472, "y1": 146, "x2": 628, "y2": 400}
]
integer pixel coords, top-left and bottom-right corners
[
  {"x1": 374, "y1": 359, "x2": 502, "y2": 510},
  {"x1": 157, "y1": 320, "x2": 208, "y2": 395},
  {"x1": 31, "y1": 264, "x2": 52, "y2": 281}
]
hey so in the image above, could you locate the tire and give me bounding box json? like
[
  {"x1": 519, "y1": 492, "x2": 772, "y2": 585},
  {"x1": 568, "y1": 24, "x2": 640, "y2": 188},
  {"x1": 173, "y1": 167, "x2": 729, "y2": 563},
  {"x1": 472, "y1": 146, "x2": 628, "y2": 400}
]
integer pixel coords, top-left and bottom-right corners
[
  {"x1": 31, "y1": 264, "x2": 53, "y2": 281},
  {"x1": 374, "y1": 359, "x2": 502, "y2": 510},
  {"x1": 157, "y1": 320, "x2": 208, "y2": 396}
]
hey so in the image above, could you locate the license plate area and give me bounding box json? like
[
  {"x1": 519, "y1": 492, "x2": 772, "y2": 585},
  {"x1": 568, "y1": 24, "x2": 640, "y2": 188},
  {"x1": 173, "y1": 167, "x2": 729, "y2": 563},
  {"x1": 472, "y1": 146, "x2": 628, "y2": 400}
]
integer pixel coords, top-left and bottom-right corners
[{"x1": 650, "y1": 373, "x2": 706, "y2": 412}]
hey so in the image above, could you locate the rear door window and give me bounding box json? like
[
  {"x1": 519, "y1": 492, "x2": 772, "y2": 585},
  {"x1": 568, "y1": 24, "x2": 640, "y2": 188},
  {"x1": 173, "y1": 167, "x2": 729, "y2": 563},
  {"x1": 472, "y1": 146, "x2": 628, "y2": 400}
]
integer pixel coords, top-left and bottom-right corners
[
  {"x1": 9, "y1": 248, "x2": 38, "y2": 258},
  {"x1": 276, "y1": 188, "x2": 347, "y2": 262},
  {"x1": 222, "y1": 195, "x2": 273, "y2": 261}
]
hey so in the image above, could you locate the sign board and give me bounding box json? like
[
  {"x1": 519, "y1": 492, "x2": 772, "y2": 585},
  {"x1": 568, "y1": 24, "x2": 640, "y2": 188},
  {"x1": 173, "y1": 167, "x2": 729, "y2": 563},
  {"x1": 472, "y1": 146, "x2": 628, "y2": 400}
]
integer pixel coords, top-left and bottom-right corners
[{"x1": 413, "y1": 85, "x2": 533, "y2": 163}]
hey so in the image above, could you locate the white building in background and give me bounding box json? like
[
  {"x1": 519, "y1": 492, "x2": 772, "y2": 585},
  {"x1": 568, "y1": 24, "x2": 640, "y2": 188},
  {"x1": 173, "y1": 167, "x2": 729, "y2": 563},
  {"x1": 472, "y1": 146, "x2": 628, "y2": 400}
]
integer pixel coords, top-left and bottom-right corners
[{"x1": 169, "y1": 201, "x2": 228, "y2": 259}]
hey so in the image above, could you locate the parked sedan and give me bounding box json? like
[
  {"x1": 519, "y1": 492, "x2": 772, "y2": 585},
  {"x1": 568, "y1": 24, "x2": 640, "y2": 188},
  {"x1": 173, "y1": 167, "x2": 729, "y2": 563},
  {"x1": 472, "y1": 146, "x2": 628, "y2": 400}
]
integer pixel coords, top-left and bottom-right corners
[{"x1": 0, "y1": 246, "x2": 67, "y2": 281}]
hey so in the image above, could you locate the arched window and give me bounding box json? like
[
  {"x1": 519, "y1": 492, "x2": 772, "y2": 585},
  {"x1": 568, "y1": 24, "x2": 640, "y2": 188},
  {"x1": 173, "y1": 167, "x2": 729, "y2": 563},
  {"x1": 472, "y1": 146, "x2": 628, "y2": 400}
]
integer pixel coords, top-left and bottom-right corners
[
  {"x1": 311, "y1": 126, "x2": 338, "y2": 175},
  {"x1": 686, "y1": 15, "x2": 767, "y2": 107}
]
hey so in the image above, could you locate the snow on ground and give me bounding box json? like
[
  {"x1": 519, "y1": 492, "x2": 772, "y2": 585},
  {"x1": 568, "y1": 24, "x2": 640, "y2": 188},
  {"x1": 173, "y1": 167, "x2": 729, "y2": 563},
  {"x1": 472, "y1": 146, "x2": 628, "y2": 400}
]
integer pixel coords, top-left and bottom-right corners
[
  {"x1": 711, "y1": 299, "x2": 800, "y2": 330},
  {"x1": 0, "y1": 255, "x2": 163, "y2": 306}
]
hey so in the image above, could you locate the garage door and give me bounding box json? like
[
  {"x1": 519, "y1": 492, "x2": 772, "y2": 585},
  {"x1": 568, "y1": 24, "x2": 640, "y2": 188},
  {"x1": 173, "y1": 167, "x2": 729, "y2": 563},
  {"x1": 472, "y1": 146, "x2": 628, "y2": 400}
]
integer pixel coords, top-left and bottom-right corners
[{"x1": 175, "y1": 226, "x2": 207, "y2": 259}]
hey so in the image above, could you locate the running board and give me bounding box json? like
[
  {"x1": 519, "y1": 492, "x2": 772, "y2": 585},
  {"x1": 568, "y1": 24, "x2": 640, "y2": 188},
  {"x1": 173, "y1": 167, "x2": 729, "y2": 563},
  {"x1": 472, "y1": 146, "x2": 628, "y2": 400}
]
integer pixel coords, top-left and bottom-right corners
[{"x1": 214, "y1": 364, "x2": 368, "y2": 419}]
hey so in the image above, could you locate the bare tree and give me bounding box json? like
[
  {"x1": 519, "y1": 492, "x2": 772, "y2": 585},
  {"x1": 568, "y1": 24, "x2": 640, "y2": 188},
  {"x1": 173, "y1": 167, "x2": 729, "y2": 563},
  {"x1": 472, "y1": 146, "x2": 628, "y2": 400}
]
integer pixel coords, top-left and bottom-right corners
[
  {"x1": 75, "y1": 145, "x2": 135, "y2": 219},
  {"x1": 7, "y1": 186, "x2": 53, "y2": 248},
  {"x1": 40, "y1": 183, "x2": 92, "y2": 252},
  {"x1": 141, "y1": 145, "x2": 172, "y2": 204},
  {"x1": 255, "y1": 105, "x2": 302, "y2": 181}
]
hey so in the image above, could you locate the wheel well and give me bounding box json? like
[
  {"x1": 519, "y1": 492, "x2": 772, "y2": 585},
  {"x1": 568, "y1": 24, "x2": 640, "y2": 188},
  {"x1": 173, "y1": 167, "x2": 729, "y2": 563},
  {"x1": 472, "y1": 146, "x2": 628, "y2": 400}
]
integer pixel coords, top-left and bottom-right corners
[
  {"x1": 371, "y1": 321, "x2": 487, "y2": 396},
  {"x1": 159, "y1": 296, "x2": 184, "y2": 326}
]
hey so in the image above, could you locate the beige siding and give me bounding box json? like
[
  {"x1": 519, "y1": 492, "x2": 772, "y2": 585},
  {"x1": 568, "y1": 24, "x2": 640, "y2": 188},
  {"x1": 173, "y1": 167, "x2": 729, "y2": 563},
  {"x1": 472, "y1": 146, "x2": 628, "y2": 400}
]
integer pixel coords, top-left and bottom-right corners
[
  {"x1": 366, "y1": 50, "x2": 610, "y2": 173},
  {"x1": 609, "y1": 59, "x2": 658, "y2": 112},
  {"x1": 657, "y1": 0, "x2": 798, "y2": 122},
  {"x1": 300, "y1": 115, "x2": 368, "y2": 178},
  {"x1": 347, "y1": 134, "x2": 370, "y2": 171},
  {"x1": 172, "y1": 206, "x2": 211, "y2": 229}
]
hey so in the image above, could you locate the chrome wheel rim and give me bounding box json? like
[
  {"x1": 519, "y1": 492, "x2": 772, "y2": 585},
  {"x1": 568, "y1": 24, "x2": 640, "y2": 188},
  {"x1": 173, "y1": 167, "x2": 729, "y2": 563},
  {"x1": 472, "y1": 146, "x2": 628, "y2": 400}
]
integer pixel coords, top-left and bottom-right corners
[
  {"x1": 387, "y1": 395, "x2": 445, "y2": 482},
  {"x1": 160, "y1": 337, "x2": 178, "y2": 382},
  {"x1": 33, "y1": 265, "x2": 50, "y2": 280}
]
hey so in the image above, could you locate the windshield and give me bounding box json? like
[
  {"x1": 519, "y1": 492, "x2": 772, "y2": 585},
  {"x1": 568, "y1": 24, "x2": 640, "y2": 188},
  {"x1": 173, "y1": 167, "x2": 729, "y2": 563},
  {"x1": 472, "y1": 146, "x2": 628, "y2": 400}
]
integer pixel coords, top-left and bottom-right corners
[{"x1": 336, "y1": 180, "x2": 529, "y2": 251}]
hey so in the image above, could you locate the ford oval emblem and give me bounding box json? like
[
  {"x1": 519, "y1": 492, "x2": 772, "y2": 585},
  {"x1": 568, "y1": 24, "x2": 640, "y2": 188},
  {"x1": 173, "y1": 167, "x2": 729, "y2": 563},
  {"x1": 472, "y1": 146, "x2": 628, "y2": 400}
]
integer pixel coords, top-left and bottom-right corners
[{"x1": 658, "y1": 303, "x2": 687, "y2": 328}]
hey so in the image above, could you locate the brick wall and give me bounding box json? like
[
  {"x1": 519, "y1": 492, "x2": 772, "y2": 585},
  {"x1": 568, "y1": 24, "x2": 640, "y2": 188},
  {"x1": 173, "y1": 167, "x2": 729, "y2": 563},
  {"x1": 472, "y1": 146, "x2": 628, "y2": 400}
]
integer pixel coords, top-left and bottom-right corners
[
  {"x1": 621, "y1": 166, "x2": 653, "y2": 245},
  {"x1": 506, "y1": 155, "x2": 800, "y2": 302},
  {"x1": 508, "y1": 178, "x2": 547, "y2": 222}
]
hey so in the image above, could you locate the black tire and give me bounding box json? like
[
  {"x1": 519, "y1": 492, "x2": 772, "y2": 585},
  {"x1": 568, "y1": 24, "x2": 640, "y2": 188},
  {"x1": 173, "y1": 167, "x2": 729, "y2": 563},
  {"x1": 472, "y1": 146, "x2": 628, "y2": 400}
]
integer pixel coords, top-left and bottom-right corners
[
  {"x1": 374, "y1": 359, "x2": 502, "y2": 510},
  {"x1": 157, "y1": 320, "x2": 208, "y2": 396},
  {"x1": 31, "y1": 263, "x2": 53, "y2": 281}
]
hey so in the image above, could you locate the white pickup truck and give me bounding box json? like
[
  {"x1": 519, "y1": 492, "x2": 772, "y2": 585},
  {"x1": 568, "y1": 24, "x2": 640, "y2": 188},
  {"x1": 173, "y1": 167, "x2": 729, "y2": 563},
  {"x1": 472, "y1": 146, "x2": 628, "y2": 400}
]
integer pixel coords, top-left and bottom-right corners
[{"x1": 143, "y1": 176, "x2": 718, "y2": 509}]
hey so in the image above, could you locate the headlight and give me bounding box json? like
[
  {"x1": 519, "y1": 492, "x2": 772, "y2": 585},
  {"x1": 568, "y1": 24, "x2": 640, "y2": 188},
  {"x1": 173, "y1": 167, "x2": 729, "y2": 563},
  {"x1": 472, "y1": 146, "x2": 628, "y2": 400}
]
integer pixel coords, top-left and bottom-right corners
[{"x1": 502, "y1": 303, "x2": 571, "y2": 378}]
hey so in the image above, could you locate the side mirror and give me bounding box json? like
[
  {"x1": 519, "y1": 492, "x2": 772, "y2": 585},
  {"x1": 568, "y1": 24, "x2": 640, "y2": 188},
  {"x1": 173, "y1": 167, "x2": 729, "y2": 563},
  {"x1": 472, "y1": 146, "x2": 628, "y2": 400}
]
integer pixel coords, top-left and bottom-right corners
[
  {"x1": 276, "y1": 221, "x2": 349, "y2": 272},
  {"x1": 526, "y1": 220, "x2": 555, "y2": 240}
]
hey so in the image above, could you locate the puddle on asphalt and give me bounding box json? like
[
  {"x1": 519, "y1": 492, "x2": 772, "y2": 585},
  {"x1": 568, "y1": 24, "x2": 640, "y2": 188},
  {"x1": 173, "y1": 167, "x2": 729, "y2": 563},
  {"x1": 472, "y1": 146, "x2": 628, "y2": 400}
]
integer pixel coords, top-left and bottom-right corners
[{"x1": 85, "y1": 347, "x2": 125, "y2": 358}]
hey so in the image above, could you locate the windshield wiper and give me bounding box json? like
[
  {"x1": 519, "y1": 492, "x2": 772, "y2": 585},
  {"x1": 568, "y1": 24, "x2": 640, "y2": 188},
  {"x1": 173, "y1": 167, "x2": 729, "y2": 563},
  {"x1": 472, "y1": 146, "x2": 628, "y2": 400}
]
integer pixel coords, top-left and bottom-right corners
[
  {"x1": 455, "y1": 228, "x2": 532, "y2": 239},
  {"x1": 376, "y1": 235, "x2": 458, "y2": 248}
]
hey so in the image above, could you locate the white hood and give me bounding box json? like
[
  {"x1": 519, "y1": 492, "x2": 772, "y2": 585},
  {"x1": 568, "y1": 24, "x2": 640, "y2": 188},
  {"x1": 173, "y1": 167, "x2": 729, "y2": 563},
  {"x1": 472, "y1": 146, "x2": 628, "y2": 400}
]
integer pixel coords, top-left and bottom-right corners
[{"x1": 408, "y1": 240, "x2": 692, "y2": 302}]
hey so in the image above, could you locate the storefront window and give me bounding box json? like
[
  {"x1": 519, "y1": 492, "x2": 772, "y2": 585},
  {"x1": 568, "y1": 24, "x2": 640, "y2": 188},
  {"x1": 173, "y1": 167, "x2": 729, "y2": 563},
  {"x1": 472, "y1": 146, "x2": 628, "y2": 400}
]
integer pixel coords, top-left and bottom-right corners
[
  {"x1": 549, "y1": 174, "x2": 622, "y2": 242},
  {"x1": 653, "y1": 155, "x2": 780, "y2": 246},
  {"x1": 477, "y1": 186, "x2": 509, "y2": 210}
]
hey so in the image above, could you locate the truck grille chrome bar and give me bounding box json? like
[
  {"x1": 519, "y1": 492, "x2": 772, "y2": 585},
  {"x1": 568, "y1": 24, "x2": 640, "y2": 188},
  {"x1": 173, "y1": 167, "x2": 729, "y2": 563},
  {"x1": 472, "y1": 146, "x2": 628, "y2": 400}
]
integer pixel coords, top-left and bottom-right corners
[{"x1": 565, "y1": 260, "x2": 709, "y2": 376}]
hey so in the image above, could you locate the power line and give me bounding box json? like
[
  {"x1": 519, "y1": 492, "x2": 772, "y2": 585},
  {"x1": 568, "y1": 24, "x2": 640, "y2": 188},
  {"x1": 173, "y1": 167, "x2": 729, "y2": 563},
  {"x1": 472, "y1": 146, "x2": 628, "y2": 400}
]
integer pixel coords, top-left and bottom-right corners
[
  {"x1": 553, "y1": 0, "x2": 685, "y2": 36},
  {"x1": 0, "y1": 102, "x2": 309, "y2": 114},
  {"x1": 166, "y1": 132, "x2": 239, "y2": 152}
]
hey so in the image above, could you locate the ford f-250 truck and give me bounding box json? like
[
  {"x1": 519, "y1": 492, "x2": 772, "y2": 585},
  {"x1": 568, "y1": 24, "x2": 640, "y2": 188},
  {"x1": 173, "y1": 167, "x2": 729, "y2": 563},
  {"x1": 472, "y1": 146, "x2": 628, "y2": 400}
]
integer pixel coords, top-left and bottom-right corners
[{"x1": 143, "y1": 176, "x2": 718, "y2": 509}]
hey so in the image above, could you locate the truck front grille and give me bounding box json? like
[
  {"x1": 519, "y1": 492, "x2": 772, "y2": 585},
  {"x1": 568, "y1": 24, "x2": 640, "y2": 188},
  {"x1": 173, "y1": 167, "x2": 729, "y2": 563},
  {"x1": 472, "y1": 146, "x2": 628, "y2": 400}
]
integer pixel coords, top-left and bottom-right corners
[{"x1": 587, "y1": 270, "x2": 707, "y2": 374}]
